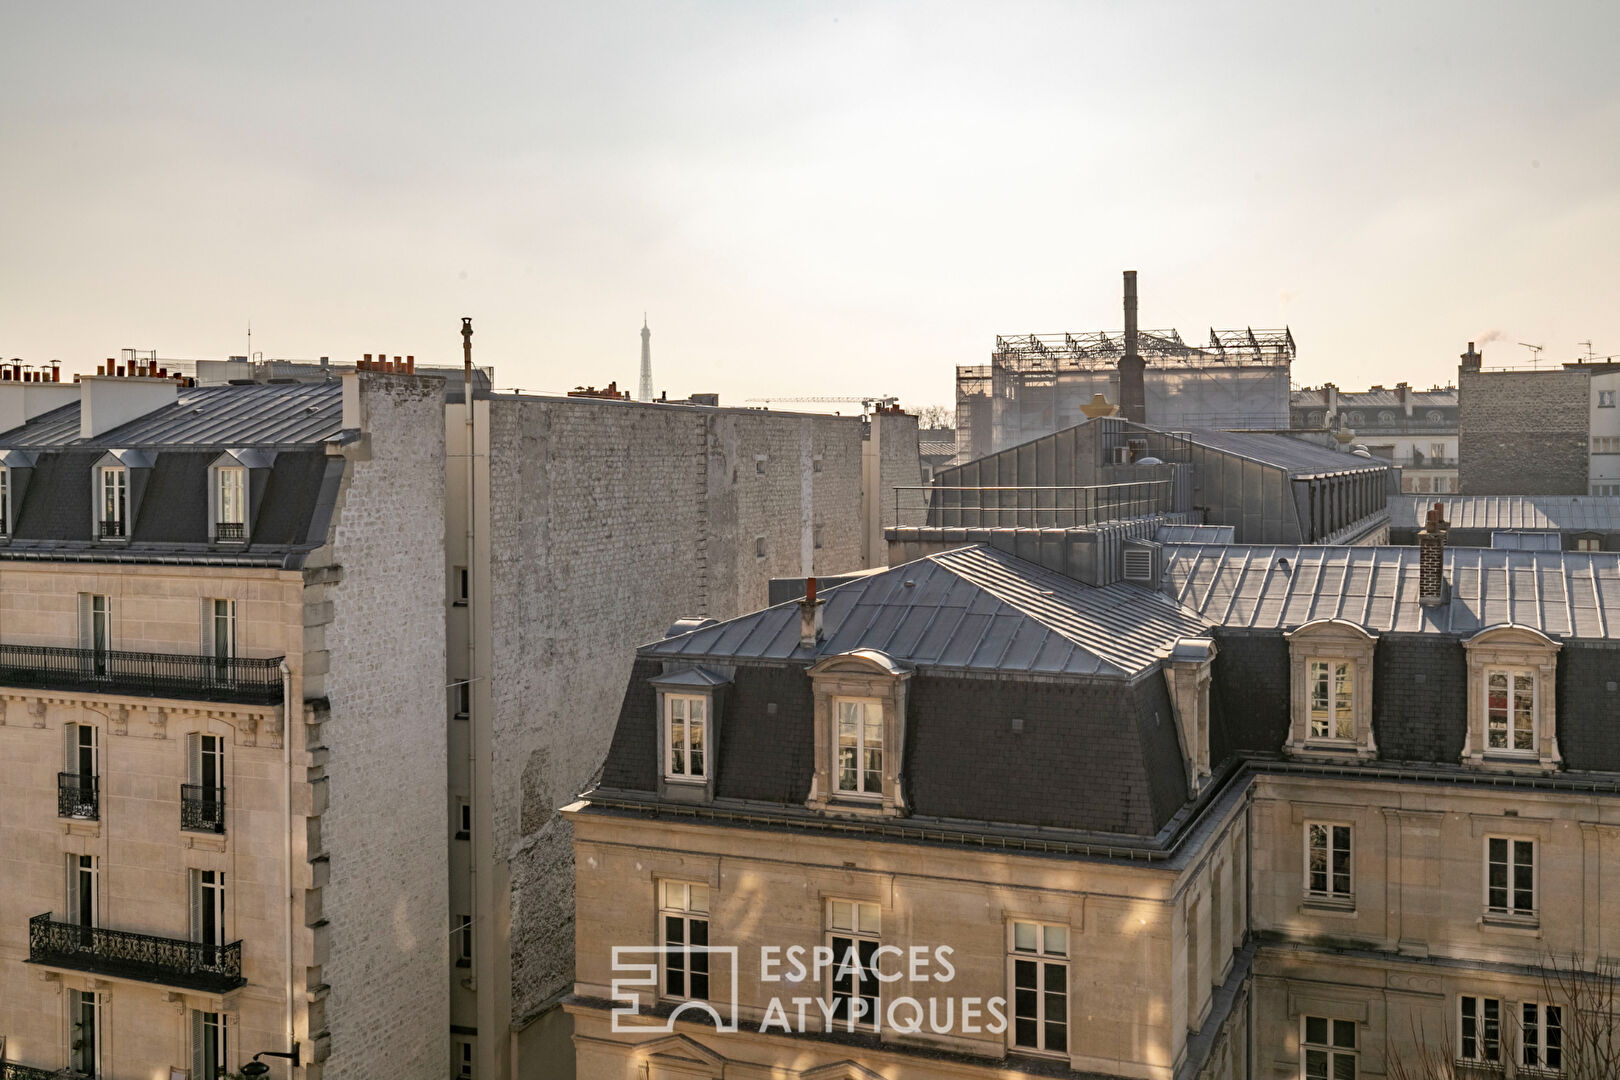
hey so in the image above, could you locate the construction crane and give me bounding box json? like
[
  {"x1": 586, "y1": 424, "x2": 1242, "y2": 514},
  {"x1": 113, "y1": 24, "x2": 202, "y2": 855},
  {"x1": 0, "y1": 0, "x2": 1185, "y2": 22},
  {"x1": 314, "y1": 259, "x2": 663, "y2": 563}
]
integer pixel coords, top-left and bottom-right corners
[{"x1": 745, "y1": 395, "x2": 899, "y2": 415}]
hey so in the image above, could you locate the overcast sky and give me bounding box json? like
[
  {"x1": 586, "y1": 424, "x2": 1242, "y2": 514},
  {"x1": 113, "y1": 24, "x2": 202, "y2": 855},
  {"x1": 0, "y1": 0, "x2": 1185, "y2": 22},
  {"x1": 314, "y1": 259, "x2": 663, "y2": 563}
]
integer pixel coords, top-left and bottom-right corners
[{"x1": 2, "y1": 2, "x2": 1617, "y2": 412}]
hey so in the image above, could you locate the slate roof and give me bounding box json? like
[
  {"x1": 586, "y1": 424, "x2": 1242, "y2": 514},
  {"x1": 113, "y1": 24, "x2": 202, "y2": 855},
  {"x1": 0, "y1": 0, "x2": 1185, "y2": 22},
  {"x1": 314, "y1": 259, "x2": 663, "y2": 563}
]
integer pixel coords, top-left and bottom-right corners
[
  {"x1": 1389, "y1": 496, "x2": 1620, "y2": 533},
  {"x1": 645, "y1": 544, "x2": 1212, "y2": 678},
  {"x1": 1183, "y1": 428, "x2": 1390, "y2": 477},
  {"x1": 1161, "y1": 543, "x2": 1620, "y2": 639},
  {"x1": 0, "y1": 382, "x2": 344, "y2": 449}
]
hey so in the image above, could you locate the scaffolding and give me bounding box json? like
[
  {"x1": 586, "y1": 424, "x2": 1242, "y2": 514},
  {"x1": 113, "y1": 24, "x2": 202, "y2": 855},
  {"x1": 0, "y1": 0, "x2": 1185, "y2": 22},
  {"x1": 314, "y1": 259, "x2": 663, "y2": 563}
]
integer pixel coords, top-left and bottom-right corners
[{"x1": 957, "y1": 327, "x2": 1295, "y2": 460}]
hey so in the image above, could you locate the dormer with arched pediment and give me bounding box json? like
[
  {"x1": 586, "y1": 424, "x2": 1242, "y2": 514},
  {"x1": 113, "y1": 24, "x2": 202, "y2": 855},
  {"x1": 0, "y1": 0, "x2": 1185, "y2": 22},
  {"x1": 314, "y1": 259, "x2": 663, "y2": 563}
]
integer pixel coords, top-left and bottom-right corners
[
  {"x1": 805, "y1": 649, "x2": 910, "y2": 817},
  {"x1": 1462, "y1": 623, "x2": 1562, "y2": 773},
  {"x1": 1284, "y1": 618, "x2": 1379, "y2": 760}
]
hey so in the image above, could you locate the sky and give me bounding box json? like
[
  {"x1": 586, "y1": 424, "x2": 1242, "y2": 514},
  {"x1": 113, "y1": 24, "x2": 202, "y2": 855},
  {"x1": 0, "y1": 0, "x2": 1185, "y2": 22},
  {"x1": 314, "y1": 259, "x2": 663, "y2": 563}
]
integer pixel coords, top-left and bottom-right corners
[{"x1": 2, "y1": 2, "x2": 1618, "y2": 414}]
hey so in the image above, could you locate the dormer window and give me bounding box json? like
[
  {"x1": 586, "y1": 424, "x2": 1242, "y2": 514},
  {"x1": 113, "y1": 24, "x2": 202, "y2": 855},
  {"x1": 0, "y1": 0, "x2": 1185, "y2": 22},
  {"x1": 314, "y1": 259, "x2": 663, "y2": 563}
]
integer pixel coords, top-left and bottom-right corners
[
  {"x1": 0, "y1": 466, "x2": 9, "y2": 536},
  {"x1": 806, "y1": 650, "x2": 910, "y2": 817},
  {"x1": 215, "y1": 466, "x2": 246, "y2": 541},
  {"x1": 650, "y1": 666, "x2": 730, "y2": 804},
  {"x1": 665, "y1": 694, "x2": 708, "y2": 781},
  {"x1": 98, "y1": 466, "x2": 127, "y2": 539},
  {"x1": 1463, "y1": 626, "x2": 1561, "y2": 772},
  {"x1": 1284, "y1": 620, "x2": 1377, "y2": 760}
]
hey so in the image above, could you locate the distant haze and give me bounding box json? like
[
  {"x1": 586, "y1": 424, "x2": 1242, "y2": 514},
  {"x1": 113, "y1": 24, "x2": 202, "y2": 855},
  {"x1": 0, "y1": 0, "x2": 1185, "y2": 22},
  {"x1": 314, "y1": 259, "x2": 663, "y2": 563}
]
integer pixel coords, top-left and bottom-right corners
[{"x1": 2, "y1": 2, "x2": 1617, "y2": 410}]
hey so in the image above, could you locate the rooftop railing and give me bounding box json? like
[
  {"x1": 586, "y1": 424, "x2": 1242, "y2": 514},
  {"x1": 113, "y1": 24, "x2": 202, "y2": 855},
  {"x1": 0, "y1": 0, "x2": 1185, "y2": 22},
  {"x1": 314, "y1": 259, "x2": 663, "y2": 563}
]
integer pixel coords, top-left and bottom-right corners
[
  {"x1": 3, "y1": 1063, "x2": 89, "y2": 1080},
  {"x1": 28, "y1": 912, "x2": 244, "y2": 994},
  {"x1": 892, "y1": 481, "x2": 1174, "y2": 530},
  {"x1": 0, "y1": 644, "x2": 283, "y2": 705}
]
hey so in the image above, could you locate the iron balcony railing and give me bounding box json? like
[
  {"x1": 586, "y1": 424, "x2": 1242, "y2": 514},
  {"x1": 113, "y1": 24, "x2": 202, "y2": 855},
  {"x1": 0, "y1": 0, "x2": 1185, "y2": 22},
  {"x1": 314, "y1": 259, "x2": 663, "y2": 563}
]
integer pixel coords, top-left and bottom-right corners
[
  {"x1": 98, "y1": 519, "x2": 125, "y2": 539},
  {"x1": 28, "y1": 913, "x2": 245, "y2": 994},
  {"x1": 215, "y1": 521, "x2": 245, "y2": 541},
  {"x1": 2, "y1": 1063, "x2": 88, "y2": 1080},
  {"x1": 58, "y1": 773, "x2": 98, "y2": 821},
  {"x1": 0, "y1": 644, "x2": 284, "y2": 705},
  {"x1": 181, "y1": 784, "x2": 226, "y2": 833}
]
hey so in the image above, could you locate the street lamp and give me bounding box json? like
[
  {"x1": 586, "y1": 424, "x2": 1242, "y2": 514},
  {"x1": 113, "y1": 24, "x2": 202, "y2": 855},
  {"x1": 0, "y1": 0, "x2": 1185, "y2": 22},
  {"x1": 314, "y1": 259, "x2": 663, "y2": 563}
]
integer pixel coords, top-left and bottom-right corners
[{"x1": 240, "y1": 1044, "x2": 300, "y2": 1077}]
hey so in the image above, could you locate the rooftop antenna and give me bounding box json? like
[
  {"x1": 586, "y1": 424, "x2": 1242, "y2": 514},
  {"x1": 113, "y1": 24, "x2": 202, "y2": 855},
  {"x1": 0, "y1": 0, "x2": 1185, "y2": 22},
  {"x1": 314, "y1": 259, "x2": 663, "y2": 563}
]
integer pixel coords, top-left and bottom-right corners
[
  {"x1": 247, "y1": 319, "x2": 252, "y2": 363},
  {"x1": 1579, "y1": 340, "x2": 1596, "y2": 362},
  {"x1": 1517, "y1": 342, "x2": 1544, "y2": 368}
]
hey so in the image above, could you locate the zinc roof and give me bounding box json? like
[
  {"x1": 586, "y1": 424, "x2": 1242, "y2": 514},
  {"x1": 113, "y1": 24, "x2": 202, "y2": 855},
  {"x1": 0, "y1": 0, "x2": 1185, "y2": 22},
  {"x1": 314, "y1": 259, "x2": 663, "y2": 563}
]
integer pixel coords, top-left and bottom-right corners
[
  {"x1": 0, "y1": 382, "x2": 344, "y2": 449},
  {"x1": 645, "y1": 544, "x2": 1211, "y2": 678},
  {"x1": 1390, "y1": 496, "x2": 1620, "y2": 533},
  {"x1": 1183, "y1": 428, "x2": 1390, "y2": 477},
  {"x1": 1161, "y1": 543, "x2": 1620, "y2": 639}
]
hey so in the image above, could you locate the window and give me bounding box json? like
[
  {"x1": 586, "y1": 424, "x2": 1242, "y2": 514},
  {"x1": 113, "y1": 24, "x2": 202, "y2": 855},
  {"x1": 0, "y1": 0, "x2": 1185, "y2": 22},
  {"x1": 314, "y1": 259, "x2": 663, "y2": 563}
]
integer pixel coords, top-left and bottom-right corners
[
  {"x1": 1459, "y1": 995, "x2": 1501, "y2": 1064},
  {"x1": 1486, "y1": 670, "x2": 1535, "y2": 754},
  {"x1": 827, "y1": 900, "x2": 880, "y2": 1031},
  {"x1": 69, "y1": 988, "x2": 102, "y2": 1078},
  {"x1": 0, "y1": 465, "x2": 8, "y2": 535},
  {"x1": 1305, "y1": 823, "x2": 1353, "y2": 902},
  {"x1": 190, "y1": 868, "x2": 227, "y2": 962},
  {"x1": 1302, "y1": 1016, "x2": 1356, "y2": 1080},
  {"x1": 1576, "y1": 537, "x2": 1601, "y2": 552},
  {"x1": 1593, "y1": 436, "x2": 1620, "y2": 454},
  {"x1": 1522, "y1": 1002, "x2": 1563, "y2": 1073},
  {"x1": 454, "y1": 566, "x2": 469, "y2": 605},
  {"x1": 814, "y1": 524, "x2": 824, "y2": 550},
  {"x1": 455, "y1": 680, "x2": 470, "y2": 718},
  {"x1": 1378, "y1": 411, "x2": 1394, "y2": 424},
  {"x1": 1308, "y1": 661, "x2": 1355, "y2": 740},
  {"x1": 1595, "y1": 484, "x2": 1620, "y2": 496},
  {"x1": 79, "y1": 594, "x2": 111, "y2": 674},
  {"x1": 1485, "y1": 837, "x2": 1535, "y2": 917},
  {"x1": 1434, "y1": 477, "x2": 1450, "y2": 494},
  {"x1": 834, "y1": 698, "x2": 883, "y2": 797},
  {"x1": 1599, "y1": 390, "x2": 1616, "y2": 408},
  {"x1": 185, "y1": 733, "x2": 225, "y2": 833},
  {"x1": 455, "y1": 914, "x2": 473, "y2": 967},
  {"x1": 754, "y1": 536, "x2": 766, "y2": 558},
  {"x1": 191, "y1": 1009, "x2": 228, "y2": 1080},
  {"x1": 98, "y1": 466, "x2": 127, "y2": 538},
  {"x1": 207, "y1": 599, "x2": 236, "y2": 671},
  {"x1": 215, "y1": 466, "x2": 246, "y2": 540},
  {"x1": 1432, "y1": 443, "x2": 1448, "y2": 460},
  {"x1": 813, "y1": 454, "x2": 823, "y2": 473},
  {"x1": 456, "y1": 799, "x2": 471, "y2": 840},
  {"x1": 456, "y1": 1040, "x2": 474, "y2": 1080},
  {"x1": 1009, "y1": 920, "x2": 1068, "y2": 1054},
  {"x1": 664, "y1": 694, "x2": 708, "y2": 781},
  {"x1": 66, "y1": 853, "x2": 98, "y2": 932},
  {"x1": 755, "y1": 456, "x2": 767, "y2": 475},
  {"x1": 660, "y1": 881, "x2": 709, "y2": 1000},
  {"x1": 62, "y1": 723, "x2": 99, "y2": 820}
]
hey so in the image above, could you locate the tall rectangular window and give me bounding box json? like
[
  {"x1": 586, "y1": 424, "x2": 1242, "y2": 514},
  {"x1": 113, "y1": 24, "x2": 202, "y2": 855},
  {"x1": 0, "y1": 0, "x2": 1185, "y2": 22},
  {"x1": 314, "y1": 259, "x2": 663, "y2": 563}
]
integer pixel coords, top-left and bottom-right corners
[
  {"x1": 1522, "y1": 1002, "x2": 1563, "y2": 1072},
  {"x1": 1305, "y1": 823, "x2": 1353, "y2": 902},
  {"x1": 191, "y1": 868, "x2": 227, "y2": 968},
  {"x1": 99, "y1": 466, "x2": 126, "y2": 537},
  {"x1": 215, "y1": 466, "x2": 246, "y2": 540},
  {"x1": 664, "y1": 695, "x2": 707, "y2": 780},
  {"x1": 455, "y1": 914, "x2": 473, "y2": 967},
  {"x1": 1009, "y1": 920, "x2": 1068, "y2": 1054},
  {"x1": 659, "y1": 881, "x2": 709, "y2": 1000},
  {"x1": 186, "y1": 732, "x2": 225, "y2": 833},
  {"x1": 1486, "y1": 836, "x2": 1536, "y2": 916},
  {"x1": 1302, "y1": 1016, "x2": 1357, "y2": 1079},
  {"x1": 79, "y1": 594, "x2": 111, "y2": 675},
  {"x1": 209, "y1": 598, "x2": 236, "y2": 668},
  {"x1": 0, "y1": 466, "x2": 9, "y2": 534},
  {"x1": 1486, "y1": 670, "x2": 1535, "y2": 752},
  {"x1": 456, "y1": 1040, "x2": 474, "y2": 1079},
  {"x1": 66, "y1": 853, "x2": 97, "y2": 932},
  {"x1": 191, "y1": 1009, "x2": 228, "y2": 1080},
  {"x1": 1308, "y1": 660, "x2": 1354, "y2": 740},
  {"x1": 827, "y1": 900, "x2": 880, "y2": 1031},
  {"x1": 69, "y1": 988, "x2": 102, "y2": 1078},
  {"x1": 835, "y1": 698, "x2": 883, "y2": 796},
  {"x1": 1459, "y1": 995, "x2": 1501, "y2": 1064}
]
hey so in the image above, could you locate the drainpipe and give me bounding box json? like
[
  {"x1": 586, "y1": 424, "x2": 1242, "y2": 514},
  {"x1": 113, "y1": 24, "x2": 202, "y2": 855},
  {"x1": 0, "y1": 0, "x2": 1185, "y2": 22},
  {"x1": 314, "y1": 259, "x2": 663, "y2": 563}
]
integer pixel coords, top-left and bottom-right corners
[{"x1": 280, "y1": 657, "x2": 297, "y2": 1070}]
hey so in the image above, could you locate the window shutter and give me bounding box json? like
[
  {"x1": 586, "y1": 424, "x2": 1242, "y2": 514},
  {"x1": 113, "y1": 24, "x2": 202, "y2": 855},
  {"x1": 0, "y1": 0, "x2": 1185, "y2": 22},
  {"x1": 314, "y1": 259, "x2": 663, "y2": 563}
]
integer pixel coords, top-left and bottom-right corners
[
  {"x1": 191, "y1": 1009, "x2": 206, "y2": 1080},
  {"x1": 215, "y1": 873, "x2": 226, "y2": 942},
  {"x1": 78, "y1": 593, "x2": 92, "y2": 649},
  {"x1": 64, "y1": 722, "x2": 75, "y2": 774},
  {"x1": 201, "y1": 598, "x2": 213, "y2": 657},
  {"x1": 189, "y1": 869, "x2": 202, "y2": 942},
  {"x1": 65, "y1": 853, "x2": 79, "y2": 924},
  {"x1": 188, "y1": 732, "x2": 202, "y2": 787}
]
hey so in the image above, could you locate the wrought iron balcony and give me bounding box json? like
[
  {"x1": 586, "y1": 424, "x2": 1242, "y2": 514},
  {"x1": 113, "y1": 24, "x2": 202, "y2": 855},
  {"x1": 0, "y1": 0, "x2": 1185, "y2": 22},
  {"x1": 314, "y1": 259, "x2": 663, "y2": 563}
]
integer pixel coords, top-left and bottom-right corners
[
  {"x1": 181, "y1": 784, "x2": 226, "y2": 833},
  {"x1": 58, "y1": 772, "x2": 98, "y2": 820},
  {"x1": 98, "y1": 518, "x2": 125, "y2": 539},
  {"x1": 28, "y1": 913, "x2": 245, "y2": 993},
  {"x1": 2, "y1": 1062, "x2": 88, "y2": 1080},
  {"x1": 215, "y1": 520, "x2": 246, "y2": 541},
  {"x1": 0, "y1": 643, "x2": 283, "y2": 705}
]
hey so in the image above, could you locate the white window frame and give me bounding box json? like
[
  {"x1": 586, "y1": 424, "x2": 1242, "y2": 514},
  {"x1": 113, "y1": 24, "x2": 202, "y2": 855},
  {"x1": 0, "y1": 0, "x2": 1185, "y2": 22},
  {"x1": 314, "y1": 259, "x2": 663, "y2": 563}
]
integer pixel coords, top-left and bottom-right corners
[
  {"x1": 69, "y1": 988, "x2": 103, "y2": 1078},
  {"x1": 1484, "y1": 668, "x2": 1537, "y2": 757},
  {"x1": 0, "y1": 465, "x2": 9, "y2": 535},
  {"x1": 659, "y1": 880, "x2": 710, "y2": 1001},
  {"x1": 97, "y1": 465, "x2": 127, "y2": 538},
  {"x1": 79, "y1": 593, "x2": 112, "y2": 654},
  {"x1": 1484, "y1": 835, "x2": 1537, "y2": 919},
  {"x1": 826, "y1": 899, "x2": 881, "y2": 1032},
  {"x1": 1007, "y1": 919, "x2": 1069, "y2": 1056},
  {"x1": 1576, "y1": 537, "x2": 1601, "y2": 552},
  {"x1": 833, "y1": 697, "x2": 884, "y2": 799},
  {"x1": 1307, "y1": 659, "x2": 1356, "y2": 742},
  {"x1": 191, "y1": 1008, "x2": 228, "y2": 1080},
  {"x1": 206, "y1": 598, "x2": 237, "y2": 663},
  {"x1": 455, "y1": 913, "x2": 473, "y2": 967},
  {"x1": 1520, "y1": 1001, "x2": 1563, "y2": 1073},
  {"x1": 1599, "y1": 389, "x2": 1616, "y2": 408},
  {"x1": 188, "y1": 732, "x2": 224, "y2": 792},
  {"x1": 66, "y1": 853, "x2": 98, "y2": 928},
  {"x1": 1301, "y1": 1015, "x2": 1357, "y2": 1079},
  {"x1": 455, "y1": 1039, "x2": 474, "y2": 1080},
  {"x1": 214, "y1": 465, "x2": 247, "y2": 539},
  {"x1": 190, "y1": 868, "x2": 227, "y2": 947},
  {"x1": 1304, "y1": 821, "x2": 1354, "y2": 904},
  {"x1": 1458, "y1": 994, "x2": 1502, "y2": 1065},
  {"x1": 663, "y1": 693, "x2": 709, "y2": 782}
]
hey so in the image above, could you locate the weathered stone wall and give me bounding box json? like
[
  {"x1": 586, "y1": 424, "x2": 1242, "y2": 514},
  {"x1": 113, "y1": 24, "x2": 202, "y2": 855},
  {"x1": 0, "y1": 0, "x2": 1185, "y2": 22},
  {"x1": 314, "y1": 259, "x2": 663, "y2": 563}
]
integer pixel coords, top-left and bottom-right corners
[
  {"x1": 487, "y1": 399, "x2": 872, "y2": 1024},
  {"x1": 1458, "y1": 369, "x2": 1588, "y2": 494},
  {"x1": 317, "y1": 373, "x2": 448, "y2": 1079}
]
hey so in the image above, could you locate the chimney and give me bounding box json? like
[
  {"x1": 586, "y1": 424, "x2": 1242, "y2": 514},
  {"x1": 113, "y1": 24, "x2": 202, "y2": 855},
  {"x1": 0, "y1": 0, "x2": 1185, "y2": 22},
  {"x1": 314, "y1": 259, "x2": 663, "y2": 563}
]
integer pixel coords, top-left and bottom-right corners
[
  {"x1": 1461, "y1": 342, "x2": 1482, "y2": 372},
  {"x1": 1118, "y1": 270, "x2": 1146, "y2": 423},
  {"x1": 1418, "y1": 501, "x2": 1449, "y2": 606},
  {"x1": 1397, "y1": 381, "x2": 1412, "y2": 417},
  {"x1": 799, "y1": 576, "x2": 824, "y2": 649},
  {"x1": 79, "y1": 374, "x2": 178, "y2": 439}
]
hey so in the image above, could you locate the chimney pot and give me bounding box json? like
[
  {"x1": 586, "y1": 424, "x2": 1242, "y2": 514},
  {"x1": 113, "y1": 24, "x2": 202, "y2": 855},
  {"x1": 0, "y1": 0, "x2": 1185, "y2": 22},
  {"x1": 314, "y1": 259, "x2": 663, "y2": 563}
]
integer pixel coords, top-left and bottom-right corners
[{"x1": 799, "y1": 577, "x2": 825, "y2": 649}]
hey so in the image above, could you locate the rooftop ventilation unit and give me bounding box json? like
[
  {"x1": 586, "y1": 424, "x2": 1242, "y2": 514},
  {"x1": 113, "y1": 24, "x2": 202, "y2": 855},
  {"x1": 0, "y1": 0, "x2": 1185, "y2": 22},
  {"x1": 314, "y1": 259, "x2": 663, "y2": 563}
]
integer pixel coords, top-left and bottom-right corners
[{"x1": 1122, "y1": 539, "x2": 1162, "y2": 585}]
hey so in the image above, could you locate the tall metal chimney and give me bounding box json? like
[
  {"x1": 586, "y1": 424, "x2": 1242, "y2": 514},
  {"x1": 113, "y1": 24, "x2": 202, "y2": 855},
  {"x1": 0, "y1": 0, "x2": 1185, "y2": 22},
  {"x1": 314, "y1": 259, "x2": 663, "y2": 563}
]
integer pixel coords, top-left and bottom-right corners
[
  {"x1": 1118, "y1": 270, "x2": 1146, "y2": 423},
  {"x1": 638, "y1": 314, "x2": 653, "y2": 402}
]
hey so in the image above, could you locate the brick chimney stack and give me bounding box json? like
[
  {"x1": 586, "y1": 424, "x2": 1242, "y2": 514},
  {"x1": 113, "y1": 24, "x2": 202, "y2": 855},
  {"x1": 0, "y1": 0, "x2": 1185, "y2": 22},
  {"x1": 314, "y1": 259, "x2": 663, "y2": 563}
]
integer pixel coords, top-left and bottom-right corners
[
  {"x1": 799, "y1": 576, "x2": 824, "y2": 649},
  {"x1": 1461, "y1": 342, "x2": 1482, "y2": 371},
  {"x1": 1418, "y1": 501, "x2": 1449, "y2": 606}
]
